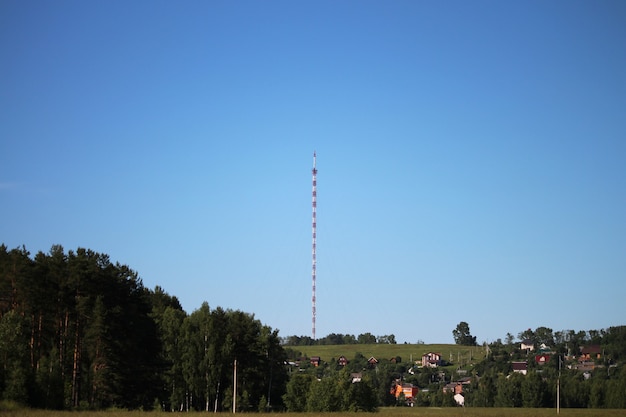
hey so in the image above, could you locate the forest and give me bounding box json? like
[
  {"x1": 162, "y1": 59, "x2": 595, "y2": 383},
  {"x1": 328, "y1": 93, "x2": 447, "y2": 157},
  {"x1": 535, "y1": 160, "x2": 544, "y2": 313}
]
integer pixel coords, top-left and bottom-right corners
[
  {"x1": 1, "y1": 244, "x2": 625, "y2": 411},
  {"x1": 0, "y1": 245, "x2": 286, "y2": 411}
]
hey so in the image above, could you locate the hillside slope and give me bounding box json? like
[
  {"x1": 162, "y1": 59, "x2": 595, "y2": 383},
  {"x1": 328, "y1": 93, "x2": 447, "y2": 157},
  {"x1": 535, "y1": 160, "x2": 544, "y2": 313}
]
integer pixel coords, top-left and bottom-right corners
[{"x1": 290, "y1": 343, "x2": 486, "y2": 366}]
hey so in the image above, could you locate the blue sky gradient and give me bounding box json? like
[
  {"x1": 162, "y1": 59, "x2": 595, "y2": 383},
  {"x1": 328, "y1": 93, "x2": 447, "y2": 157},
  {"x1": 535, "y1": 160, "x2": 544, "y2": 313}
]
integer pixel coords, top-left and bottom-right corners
[{"x1": 2, "y1": 0, "x2": 625, "y2": 343}]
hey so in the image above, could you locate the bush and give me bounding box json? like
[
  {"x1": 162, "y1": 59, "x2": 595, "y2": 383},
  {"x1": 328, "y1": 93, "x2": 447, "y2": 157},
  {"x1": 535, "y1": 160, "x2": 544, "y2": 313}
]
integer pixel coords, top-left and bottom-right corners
[{"x1": 0, "y1": 400, "x2": 24, "y2": 411}]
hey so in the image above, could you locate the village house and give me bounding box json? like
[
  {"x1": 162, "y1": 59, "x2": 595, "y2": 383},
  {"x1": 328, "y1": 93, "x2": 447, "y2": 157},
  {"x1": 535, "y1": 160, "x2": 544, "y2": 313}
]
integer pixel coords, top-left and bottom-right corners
[
  {"x1": 350, "y1": 372, "x2": 362, "y2": 383},
  {"x1": 573, "y1": 361, "x2": 595, "y2": 371},
  {"x1": 391, "y1": 382, "x2": 418, "y2": 405},
  {"x1": 538, "y1": 343, "x2": 553, "y2": 354},
  {"x1": 535, "y1": 354, "x2": 551, "y2": 365},
  {"x1": 573, "y1": 345, "x2": 602, "y2": 370},
  {"x1": 458, "y1": 376, "x2": 472, "y2": 386},
  {"x1": 580, "y1": 345, "x2": 602, "y2": 361},
  {"x1": 443, "y1": 382, "x2": 463, "y2": 395},
  {"x1": 421, "y1": 352, "x2": 442, "y2": 368},
  {"x1": 512, "y1": 361, "x2": 528, "y2": 375},
  {"x1": 338, "y1": 355, "x2": 348, "y2": 367},
  {"x1": 310, "y1": 356, "x2": 321, "y2": 367},
  {"x1": 521, "y1": 339, "x2": 534, "y2": 352},
  {"x1": 443, "y1": 377, "x2": 471, "y2": 395}
]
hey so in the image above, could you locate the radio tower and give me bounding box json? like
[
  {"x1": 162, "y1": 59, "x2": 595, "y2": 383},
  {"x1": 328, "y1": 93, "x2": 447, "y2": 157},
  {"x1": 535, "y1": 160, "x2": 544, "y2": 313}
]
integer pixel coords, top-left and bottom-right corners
[{"x1": 311, "y1": 151, "x2": 317, "y2": 340}]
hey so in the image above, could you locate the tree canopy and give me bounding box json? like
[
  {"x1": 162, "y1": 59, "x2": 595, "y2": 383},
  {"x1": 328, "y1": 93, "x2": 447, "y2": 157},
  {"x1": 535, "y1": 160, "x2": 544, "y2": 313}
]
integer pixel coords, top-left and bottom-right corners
[
  {"x1": 1, "y1": 244, "x2": 625, "y2": 411},
  {"x1": 452, "y1": 321, "x2": 477, "y2": 346},
  {"x1": 0, "y1": 244, "x2": 287, "y2": 411}
]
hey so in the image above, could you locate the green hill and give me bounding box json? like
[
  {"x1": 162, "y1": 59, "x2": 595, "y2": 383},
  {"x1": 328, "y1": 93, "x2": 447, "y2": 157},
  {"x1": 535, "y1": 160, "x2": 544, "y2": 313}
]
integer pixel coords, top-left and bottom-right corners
[{"x1": 288, "y1": 343, "x2": 486, "y2": 367}]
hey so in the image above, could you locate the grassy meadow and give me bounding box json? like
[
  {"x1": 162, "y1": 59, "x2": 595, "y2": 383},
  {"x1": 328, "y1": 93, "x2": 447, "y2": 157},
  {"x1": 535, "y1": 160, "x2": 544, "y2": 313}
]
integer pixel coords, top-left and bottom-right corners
[
  {"x1": 3, "y1": 408, "x2": 626, "y2": 417},
  {"x1": 293, "y1": 343, "x2": 486, "y2": 368}
]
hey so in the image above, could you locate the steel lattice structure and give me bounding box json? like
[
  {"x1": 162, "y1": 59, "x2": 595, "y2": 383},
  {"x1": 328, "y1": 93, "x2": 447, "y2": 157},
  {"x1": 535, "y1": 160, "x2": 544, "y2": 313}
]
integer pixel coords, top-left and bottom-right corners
[{"x1": 311, "y1": 152, "x2": 317, "y2": 340}]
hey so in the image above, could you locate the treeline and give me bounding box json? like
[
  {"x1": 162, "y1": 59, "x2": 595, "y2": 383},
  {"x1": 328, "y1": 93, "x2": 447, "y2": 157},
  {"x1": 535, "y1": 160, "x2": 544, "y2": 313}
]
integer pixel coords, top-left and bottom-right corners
[
  {"x1": 0, "y1": 245, "x2": 287, "y2": 411},
  {"x1": 459, "y1": 326, "x2": 626, "y2": 409},
  {"x1": 283, "y1": 333, "x2": 397, "y2": 346},
  {"x1": 501, "y1": 326, "x2": 626, "y2": 360},
  {"x1": 2, "y1": 244, "x2": 626, "y2": 411},
  {"x1": 286, "y1": 351, "x2": 418, "y2": 411},
  {"x1": 287, "y1": 326, "x2": 626, "y2": 410}
]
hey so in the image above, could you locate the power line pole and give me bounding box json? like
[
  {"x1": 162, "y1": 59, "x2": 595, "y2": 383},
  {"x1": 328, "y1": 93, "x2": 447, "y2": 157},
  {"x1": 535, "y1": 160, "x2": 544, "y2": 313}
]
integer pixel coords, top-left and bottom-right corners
[
  {"x1": 233, "y1": 359, "x2": 237, "y2": 413},
  {"x1": 557, "y1": 355, "x2": 561, "y2": 414}
]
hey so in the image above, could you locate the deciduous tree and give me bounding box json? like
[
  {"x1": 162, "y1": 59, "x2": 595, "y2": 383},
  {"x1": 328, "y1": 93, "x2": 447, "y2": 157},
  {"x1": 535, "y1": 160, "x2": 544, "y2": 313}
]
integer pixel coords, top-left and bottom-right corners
[{"x1": 452, "y1": 321, "x2": 477, "y2": 346}]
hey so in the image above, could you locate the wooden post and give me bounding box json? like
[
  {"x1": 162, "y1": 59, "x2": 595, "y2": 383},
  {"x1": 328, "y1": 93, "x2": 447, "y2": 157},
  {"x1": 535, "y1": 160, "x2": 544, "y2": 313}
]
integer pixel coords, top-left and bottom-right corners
[{"x1": 233, "y1": 359, "x2": 237, "y2": 413}]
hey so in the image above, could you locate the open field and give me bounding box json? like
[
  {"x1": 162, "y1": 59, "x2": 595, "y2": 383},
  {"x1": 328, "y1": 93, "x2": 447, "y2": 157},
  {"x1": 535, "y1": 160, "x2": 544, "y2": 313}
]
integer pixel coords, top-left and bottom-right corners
[
  {"x1": 3, "y1": 408, "x2": 626, "y2": 417},
  {"x1": 293, "y1": 344, "x2": 486, "y2": 367}
]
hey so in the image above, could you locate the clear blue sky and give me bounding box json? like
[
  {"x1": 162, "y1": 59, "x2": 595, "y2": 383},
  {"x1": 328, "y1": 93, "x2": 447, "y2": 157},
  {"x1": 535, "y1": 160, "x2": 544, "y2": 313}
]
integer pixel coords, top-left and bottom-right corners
[{"x1": 1, "y1": 0, "x2": 625, "y2": 344}]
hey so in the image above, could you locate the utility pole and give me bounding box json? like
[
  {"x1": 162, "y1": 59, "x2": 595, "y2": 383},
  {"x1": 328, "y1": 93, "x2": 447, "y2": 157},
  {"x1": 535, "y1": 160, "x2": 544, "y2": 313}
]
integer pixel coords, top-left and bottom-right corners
[
  {"x1": 557, "y1": 355, "x2": 561, "y2": 414},
  {"x1": 233, "y1": 359, "x2": 237, "y2": 413}
]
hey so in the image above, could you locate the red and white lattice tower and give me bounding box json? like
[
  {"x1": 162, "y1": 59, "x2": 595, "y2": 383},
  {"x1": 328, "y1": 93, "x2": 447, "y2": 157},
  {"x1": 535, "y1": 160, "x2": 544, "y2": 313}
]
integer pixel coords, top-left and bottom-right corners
[{"x1": 311, "y1": 151, "x2": 317, "y2": 340}]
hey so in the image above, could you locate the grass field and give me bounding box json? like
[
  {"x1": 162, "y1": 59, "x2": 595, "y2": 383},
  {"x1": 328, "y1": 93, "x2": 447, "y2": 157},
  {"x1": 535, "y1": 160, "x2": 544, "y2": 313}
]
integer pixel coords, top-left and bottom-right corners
[
  {"x1": 292, "y1": 344, "x2": 486, "y2": 368},
  {"x1": 3, "y1": 408, "x2": 626, "y2": 417}
]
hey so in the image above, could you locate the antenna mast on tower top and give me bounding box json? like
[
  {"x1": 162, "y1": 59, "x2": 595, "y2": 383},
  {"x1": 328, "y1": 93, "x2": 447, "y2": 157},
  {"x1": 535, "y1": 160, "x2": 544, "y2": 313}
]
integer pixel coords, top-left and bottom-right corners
[{"x1": 311, "y1": 152, "x2": 317, "y2": 340}]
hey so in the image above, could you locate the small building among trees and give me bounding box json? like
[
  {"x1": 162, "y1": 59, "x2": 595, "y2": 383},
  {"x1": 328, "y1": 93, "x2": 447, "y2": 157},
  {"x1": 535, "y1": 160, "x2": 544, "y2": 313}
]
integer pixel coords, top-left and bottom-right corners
[{"x1": 422, "y1": 352, "x2": 442, "y2": 368}]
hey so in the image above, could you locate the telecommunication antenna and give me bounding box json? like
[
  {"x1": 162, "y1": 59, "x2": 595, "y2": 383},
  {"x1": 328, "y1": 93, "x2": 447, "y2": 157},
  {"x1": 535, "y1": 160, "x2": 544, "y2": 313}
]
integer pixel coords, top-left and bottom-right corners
[{"x1": 311, "y1": 152, "x2": 317, "y2": 340}]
